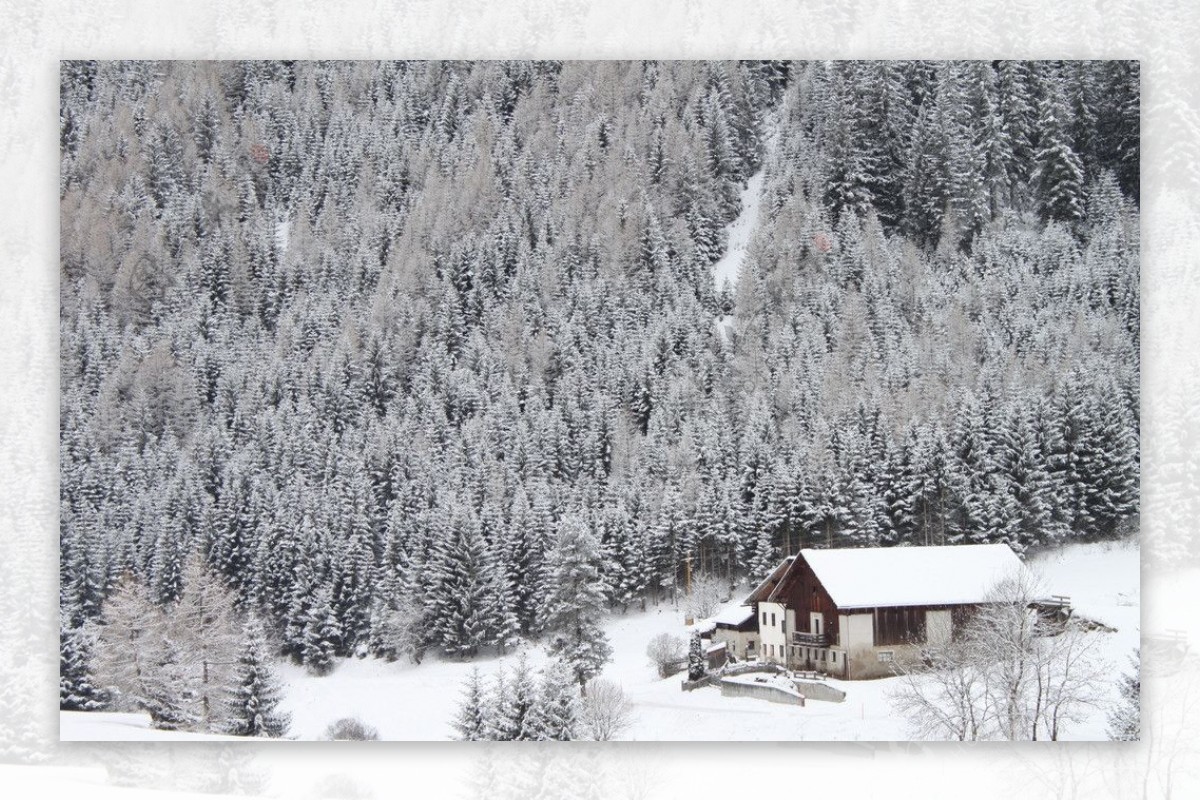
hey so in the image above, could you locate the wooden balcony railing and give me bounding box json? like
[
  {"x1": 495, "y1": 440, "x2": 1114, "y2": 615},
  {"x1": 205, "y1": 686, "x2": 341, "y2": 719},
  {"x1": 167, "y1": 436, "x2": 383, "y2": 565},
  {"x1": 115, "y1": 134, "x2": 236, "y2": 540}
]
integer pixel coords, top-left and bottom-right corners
[{"x1": 791, "y1": 631, "x2": 829, "y2": 647}]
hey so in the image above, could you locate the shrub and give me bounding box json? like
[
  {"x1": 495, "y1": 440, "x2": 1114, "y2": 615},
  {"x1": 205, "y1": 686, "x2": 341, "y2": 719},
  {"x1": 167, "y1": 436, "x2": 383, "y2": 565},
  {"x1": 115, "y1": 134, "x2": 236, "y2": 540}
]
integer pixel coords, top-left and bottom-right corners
[
  {"x1": 646, "y1": 633, "x2": 685, "y2": 678},
  {"x1": 322, "y1": 717, "x2": 380, "y2": 741}
]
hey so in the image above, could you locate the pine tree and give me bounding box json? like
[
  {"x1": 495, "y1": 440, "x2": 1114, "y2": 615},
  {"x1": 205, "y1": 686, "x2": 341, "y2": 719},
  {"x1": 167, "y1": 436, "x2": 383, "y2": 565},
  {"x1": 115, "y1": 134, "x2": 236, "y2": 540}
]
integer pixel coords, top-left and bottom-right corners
[
  {"x1": 428, "y1": 504, "x2": 494, "y2": 658},
  {"x1": 60, "y1": 616, "x2": 105, "y2": 711},
  {"x1": 902, "y1": 100, "x2": 949, "y2": 248},
  {"x1": 495, "y1": 653, "x2": 540, "y2": 740},
  {"x1": 541, "y1": 514, "x2": 613, "y2": 689},
  {"x1": 452, "y1": 667, "x2": 491, "y2": 741},
  {"x1": 1033, "y1": 71, "x2": 1085, "y2": 225},
  {"x1": 302, "y1": 582, "x2": 341, "y2": 677},
  {"x1": 141, "y1": 635, "x2": 200, "y2": 730},
  {"x1": 530, "y1": 660, "x2": 581, "y2": 741},
  {"x1": 687, "y1": 631, "x2": 706, "y2": 681},
  {"x1": 995, "y1": 60, "x2": 1037, "y2": 209},
  {"x1": 1107, "y1": 648, "x2": 1139, "y2": 741},
  {"x1": 223, "y1": 616, "x2": 291, "y2": 738}
]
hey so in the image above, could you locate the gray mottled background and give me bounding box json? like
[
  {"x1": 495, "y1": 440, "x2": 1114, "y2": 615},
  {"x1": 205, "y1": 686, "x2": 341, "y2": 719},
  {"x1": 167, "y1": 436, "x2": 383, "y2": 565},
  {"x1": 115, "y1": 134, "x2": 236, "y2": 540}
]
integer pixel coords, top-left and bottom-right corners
[{"x1": 3, "y1": 0, "x2": 1198, "y2": 797}]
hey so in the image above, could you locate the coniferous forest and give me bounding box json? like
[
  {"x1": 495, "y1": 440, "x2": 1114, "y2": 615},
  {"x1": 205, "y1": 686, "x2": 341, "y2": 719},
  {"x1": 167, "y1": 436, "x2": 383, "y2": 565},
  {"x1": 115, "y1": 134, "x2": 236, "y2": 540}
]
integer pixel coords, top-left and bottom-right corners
[{"x1": 60, "y1": 61, "x2": 1139, "y2": 703}]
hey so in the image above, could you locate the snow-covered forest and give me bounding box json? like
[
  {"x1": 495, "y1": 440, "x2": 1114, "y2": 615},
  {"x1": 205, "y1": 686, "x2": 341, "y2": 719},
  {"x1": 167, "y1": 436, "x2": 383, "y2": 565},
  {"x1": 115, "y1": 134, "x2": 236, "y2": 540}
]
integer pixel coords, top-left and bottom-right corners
[{"x1": 59, "y1": 61, "x2": 1139, "y2": 714}]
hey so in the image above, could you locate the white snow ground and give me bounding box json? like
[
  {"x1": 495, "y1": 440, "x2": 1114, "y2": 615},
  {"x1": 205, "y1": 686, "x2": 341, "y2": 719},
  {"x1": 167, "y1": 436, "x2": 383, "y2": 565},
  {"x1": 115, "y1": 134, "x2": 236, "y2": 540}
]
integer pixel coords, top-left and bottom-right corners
[
  {"x1": 274, "y1": 217, "x2": 290, "y2": 254},
  {"x1": 711, "y1": 111, "x2": 781, "y2": 343},
  {"x1": 711, "y1": 169, "x2": 765, "y2": 292},
  {"x1": 62, "y1": 539, "x2": 1140, "y2": 742},
  {"x1": 60, "y1": 711, "x2": 244, "y2": 742},
  {"x1": 711, "y1": 170, "x2": 764, "y2": 344}
]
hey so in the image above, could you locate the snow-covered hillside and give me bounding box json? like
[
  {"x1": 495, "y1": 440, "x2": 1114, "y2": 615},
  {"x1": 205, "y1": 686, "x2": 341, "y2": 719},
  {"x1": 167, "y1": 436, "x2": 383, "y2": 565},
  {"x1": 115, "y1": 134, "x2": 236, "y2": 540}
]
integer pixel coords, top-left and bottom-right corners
[{"x1": 62, "y1": 539, "x2": 1139, "y2": 742}]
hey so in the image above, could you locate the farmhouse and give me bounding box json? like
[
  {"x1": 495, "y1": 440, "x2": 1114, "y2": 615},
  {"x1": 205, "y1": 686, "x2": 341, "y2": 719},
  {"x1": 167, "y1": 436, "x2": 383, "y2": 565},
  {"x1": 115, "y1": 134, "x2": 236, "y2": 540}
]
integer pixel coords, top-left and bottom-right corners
[{"x1": 718, "y1": 543, "x2": 1025, "y2": 680}]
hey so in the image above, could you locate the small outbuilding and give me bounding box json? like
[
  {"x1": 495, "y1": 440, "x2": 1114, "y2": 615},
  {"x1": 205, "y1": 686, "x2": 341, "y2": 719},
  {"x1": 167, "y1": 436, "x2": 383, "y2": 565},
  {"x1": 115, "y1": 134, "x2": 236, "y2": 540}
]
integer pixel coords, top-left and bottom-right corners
[{"x1": 711, "y1": 604, "x2": 758, "y2": 661}]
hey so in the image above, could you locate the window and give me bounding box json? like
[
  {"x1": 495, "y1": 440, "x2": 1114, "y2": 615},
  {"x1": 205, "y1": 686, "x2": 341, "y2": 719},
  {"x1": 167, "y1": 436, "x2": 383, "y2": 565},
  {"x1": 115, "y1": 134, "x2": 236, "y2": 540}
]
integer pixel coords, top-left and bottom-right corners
[
  {"x1": 761, "y1": 611, "x2": 767, "y2": 626},
  {"x1": 770, "y1": 613, "x2": 776, "y2": 627},
  {"x1": 878, "y1": 650, "x2": 894, "y2": 663}
]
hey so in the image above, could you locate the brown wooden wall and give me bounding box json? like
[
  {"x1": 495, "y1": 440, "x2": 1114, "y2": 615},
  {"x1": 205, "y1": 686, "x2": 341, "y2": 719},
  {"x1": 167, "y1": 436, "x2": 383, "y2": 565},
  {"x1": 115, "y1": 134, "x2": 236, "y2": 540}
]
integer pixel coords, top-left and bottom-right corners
[{"x1": 774, "y1": 555, "x2": 841, "y2": 643}]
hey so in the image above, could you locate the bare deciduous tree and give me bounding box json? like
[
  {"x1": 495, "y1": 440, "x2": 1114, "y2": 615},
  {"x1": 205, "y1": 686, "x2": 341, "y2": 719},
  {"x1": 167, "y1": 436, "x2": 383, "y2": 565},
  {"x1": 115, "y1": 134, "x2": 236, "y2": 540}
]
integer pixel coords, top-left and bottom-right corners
[
  {"x1": 94, "y1": 559, "x2": 244, "y2": 732},
  {"x1": 890, "y1": 568, "x2": 1110, "y2": 741},
  {"x1": 645, "y1": 633, "x2": 685, "y2": 679},
  {"x1": 890, "y1": 636, "x2": 991, "y2": 741},
  {"x1": 684, "y1": 573, "x2": 727, "y2": 620},
  {"x1": 582, "y1": 678, "x2": 635, "y2": 741},
  {"x1": 369, "y1": 592, "x2": 426, "y2": 665}
]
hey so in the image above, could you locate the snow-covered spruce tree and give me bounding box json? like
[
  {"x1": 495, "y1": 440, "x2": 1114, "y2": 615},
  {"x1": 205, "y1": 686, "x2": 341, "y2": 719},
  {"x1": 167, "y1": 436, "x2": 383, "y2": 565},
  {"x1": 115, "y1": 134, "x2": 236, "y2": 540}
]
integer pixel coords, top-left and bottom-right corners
[
  {"x1": 490, "y1": 652, "x2": 539, "y2": 741},
  {"x1": 1107, "y1": 648, "x2": 1140, "y2": 741},
  {"x1": 141, "y1": 634, "x2": 200, "y2": 731},
  {"x1": 452, "y1": 667, "x2": 492, "y2": 741},
  {"x1": 330, "y1": 461, "x2": 376, "y2": 655},
  {"x1": 302, "y1": 583, "x2": 341, "y2": 677},
  {"x1": 484, "y1": 549, "x2": 523, "y2": 654},
  {"x1": 1033, "y1": 68, "x2": 1085, "y2": 225},
  {"x1": 530, "y1": 660, "x2": 582, "y2": 741},
  {"x1": 683, "y1": 573, "x2": 727, "y2": 620},
  {"x1": 223, "y1": 616, "x2": 291, "y2": 738},
  {"x1": 687, "y1": 631, "x2": 706, "y2": 681},
  {"x1": 60, "y1": 614, "x2": 105, "y2": 711},
  {"x1": 428, "y1": 504, "x2": 493, "y2": 658},
  {"x1": 540, "y1": 514, "x2": 613, "y2": 690},
  {"x1": 281, "y1": 545, "x2": 317, "y2": 663}
]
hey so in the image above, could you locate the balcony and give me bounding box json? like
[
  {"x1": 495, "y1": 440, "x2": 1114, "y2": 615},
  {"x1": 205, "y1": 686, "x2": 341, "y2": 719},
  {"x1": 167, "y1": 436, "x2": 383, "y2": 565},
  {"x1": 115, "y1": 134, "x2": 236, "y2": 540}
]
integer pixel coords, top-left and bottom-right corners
[{"x1": 791, "y1": 631, "x2": 829, "y2": 647}]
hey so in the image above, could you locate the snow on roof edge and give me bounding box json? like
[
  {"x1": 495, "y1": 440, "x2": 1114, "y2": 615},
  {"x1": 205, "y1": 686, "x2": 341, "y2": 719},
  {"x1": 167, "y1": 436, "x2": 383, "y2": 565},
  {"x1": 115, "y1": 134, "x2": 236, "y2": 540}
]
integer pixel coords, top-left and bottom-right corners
[
  {"x1": 713, "y1": 604, "x2": 755, "y2": 626},
  {"x1": 798, "y1": 543, "x2": 1026, "y2": 609}
]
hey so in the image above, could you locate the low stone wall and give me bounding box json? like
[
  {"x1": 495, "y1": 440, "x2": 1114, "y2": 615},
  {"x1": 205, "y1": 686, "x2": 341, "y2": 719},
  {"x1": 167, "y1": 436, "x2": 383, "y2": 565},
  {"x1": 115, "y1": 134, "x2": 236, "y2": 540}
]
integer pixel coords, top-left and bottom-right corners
[
  {"x1": 681, "y1": 675, "x2": 714, "y2": 691},
  {"x1": 791, "y1": 679, "x2": 846, "y2": 703},
  {"x1": 720, "y1": 662, "x2": 788, "y2": 678},
  {"x1": 719, "y1": 677, "x2": 805, "y2": 706}
]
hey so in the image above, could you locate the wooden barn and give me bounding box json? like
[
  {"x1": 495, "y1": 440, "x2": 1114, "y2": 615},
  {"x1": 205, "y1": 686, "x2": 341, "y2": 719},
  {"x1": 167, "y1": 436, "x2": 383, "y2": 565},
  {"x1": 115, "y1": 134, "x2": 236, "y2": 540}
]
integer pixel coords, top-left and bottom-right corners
[{"x1": 737, "y1": 544, "x2": 1025, "y2": 680}]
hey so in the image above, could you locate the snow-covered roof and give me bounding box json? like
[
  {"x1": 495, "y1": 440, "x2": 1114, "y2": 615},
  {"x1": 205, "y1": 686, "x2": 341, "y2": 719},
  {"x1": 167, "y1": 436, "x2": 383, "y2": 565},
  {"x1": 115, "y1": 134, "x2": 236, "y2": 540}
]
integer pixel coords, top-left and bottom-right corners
[
  {"x1": 713, "y1": 604, "x2": 755, "y2": 627},
  {"x1": 745, "y1": 556, "x2": 794, "y2": 603},
  {"x1": 799, "y1": 544, "x2": 1024, "y2": 609}
]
